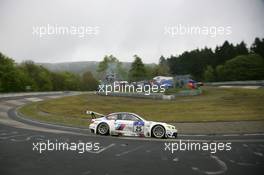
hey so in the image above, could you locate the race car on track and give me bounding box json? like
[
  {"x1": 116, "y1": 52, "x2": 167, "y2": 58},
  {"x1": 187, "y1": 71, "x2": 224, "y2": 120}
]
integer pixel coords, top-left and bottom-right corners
[{"x1": 87, "y1": 111, "x2": 177, "y2": 139}]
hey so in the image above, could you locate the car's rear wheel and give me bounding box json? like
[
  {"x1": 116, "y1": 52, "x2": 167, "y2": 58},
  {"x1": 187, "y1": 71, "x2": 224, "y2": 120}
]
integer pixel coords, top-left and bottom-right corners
[
  {"x1": 97, "y1": 123, "x2": 109, "y2": 135},
  {"x1": 152, "y1": 125, "x2": 165, "y2": 138}
]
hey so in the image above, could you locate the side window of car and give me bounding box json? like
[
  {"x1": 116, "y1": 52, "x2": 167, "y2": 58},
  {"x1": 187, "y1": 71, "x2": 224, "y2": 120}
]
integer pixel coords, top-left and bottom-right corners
[
  {"x1": 107, "y1": 114, "x2": 118, "y2": 120},
  {"x1": 117, "y1": 114, "x2": 123, "y2": 120},
  {"x1": 118, "y1": 113, "x2": 126, "y2": 120},
  {"x1": 130, "y1": 114, "x2": 140, "y2": 121},
  {"x1": 121, "y1": 114, "x2": 140, "y2": 121}
]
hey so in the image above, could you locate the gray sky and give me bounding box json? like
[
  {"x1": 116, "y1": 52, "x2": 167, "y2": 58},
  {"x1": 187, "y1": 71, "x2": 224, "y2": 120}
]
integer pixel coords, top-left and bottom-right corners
[{"x1": 0, "y1": 0, "x2": 264, "y2": 63}]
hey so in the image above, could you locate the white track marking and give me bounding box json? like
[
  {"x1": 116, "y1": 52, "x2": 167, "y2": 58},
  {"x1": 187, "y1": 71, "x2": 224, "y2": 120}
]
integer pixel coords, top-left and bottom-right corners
[
  {"x1": 243, "y1": 133, "x2": 264, "y2": 136},
  {"x1": 237, "y1": 162, "x2": 256, "y2": 166},
  {"x1": 229, "y1": 159, "x2": 257, "y2": 166},
  {"x1": 0, "y1": 92, "x2": 65, "y2": 98},
  {"x1": 222, "y1": 134, "x2": 239, "y2": 137},
  {"x1": 0, "y1": 134, "x2": 28, "y2": 139},
  {"x1": 0, "y1": 104, "x2": 12, "y2": 111},
  {"x1": 0, "y1": 131, "x2": 18, "y2": 136},
  {"x1": 0, "y1": 111, "x2": 9, "y2": 118},
  {"x1": 86, "y1": 143, "x2": 115, "y2": 154},
  {"x1": 243, "y1": 144, "x2": 248, "y2": 147},
  {"x1": 115, "y1": 146, "x2": 143, "y2": 157},
  {"x1": 11, "y1": 135, "x2": 47, "y2": 142},
  {"x1": 25, "y1": 97, "x2": 43, "y2": 102},
  {"x1": 173, "y1": 157, "x2": 179, "y2": 162},
  {"x1": 46, "y1": 96, "x2": 61, "y2": 99},
  {"x1": 96, "y1": 143, "x2": 116, "y2": 153},
  {"x1": 180, "y1": 134, "x2": 207, "y2": 137},
  {"x1": 192, "y1": 155, "x2": 227, "y2": 175},
  {"x1": 253, "y1": 152, "x2": 263, "y2": 157},
  {"x1": 5, "y1": 100, "x2": 25, "y2": 106},
  {"x1": 219, "y1": 85, "x2": 260, "y2": 89}
]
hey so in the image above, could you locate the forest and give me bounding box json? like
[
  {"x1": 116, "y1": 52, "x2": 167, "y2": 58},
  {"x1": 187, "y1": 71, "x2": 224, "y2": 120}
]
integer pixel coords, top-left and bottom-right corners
[{"x1": 1, "y1": 37, "x2": 264, "y2": 92}]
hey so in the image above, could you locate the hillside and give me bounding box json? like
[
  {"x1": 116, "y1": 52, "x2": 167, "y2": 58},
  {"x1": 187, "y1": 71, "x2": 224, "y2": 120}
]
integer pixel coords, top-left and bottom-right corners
[{"x1": 37, "y1": 61, "x2": 155, "y2": 75}]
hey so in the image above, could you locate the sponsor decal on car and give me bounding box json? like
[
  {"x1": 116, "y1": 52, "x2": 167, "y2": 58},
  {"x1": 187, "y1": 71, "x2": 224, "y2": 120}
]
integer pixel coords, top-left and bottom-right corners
[{"x1": 115, "y1": 123, "x2": 126, "y2": 130}]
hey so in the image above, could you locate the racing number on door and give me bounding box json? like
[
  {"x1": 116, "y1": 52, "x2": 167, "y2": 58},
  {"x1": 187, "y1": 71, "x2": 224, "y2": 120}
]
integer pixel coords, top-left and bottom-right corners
[
  {"x1": 133, "y1": 121, "x2": 144, "y2": 133},
  {"x1": 135, "y1": 125, "x2": 142, "y2": 132}
]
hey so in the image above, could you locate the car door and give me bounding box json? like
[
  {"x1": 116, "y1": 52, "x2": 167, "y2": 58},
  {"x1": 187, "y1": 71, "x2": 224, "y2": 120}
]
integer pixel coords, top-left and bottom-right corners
[
  {"x1": 115, "y1": 113, "x2": 144, "y2": 136},
  {"x1": 113, "y1": 113, "x2": 132, "y2": 135}
]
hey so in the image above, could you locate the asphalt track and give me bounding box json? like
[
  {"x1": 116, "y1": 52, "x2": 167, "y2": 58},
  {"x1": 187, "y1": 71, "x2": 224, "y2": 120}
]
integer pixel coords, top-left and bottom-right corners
[{"x1": 0, "y1": 92, "x2": 264, "y2": 175}]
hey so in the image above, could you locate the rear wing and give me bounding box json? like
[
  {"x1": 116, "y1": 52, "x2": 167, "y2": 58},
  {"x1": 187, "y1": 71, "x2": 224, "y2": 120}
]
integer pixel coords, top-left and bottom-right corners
[{"x1": 86, "y1": 110, "x2": 105, "y2": 119}]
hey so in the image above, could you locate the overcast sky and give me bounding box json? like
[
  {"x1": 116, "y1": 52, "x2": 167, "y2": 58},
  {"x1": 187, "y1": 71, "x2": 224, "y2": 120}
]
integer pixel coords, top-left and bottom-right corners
[{"x1": 1, "y1": 0, "x2": 264, "y2": 63}]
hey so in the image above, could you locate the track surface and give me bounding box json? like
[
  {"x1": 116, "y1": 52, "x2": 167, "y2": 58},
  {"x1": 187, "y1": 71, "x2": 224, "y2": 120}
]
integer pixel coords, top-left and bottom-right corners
[{"x1": 0, "y1": 93, "x2": 264, "y2": 175}]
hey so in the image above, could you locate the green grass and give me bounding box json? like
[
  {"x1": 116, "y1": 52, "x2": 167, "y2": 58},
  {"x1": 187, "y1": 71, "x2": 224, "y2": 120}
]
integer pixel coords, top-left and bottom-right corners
[
  {"x1": 19, "y1": 86, "x2": 264, "y2": 127},
  {"x1": 164, "y1": 87, "x2": 189, "y2": 95}
]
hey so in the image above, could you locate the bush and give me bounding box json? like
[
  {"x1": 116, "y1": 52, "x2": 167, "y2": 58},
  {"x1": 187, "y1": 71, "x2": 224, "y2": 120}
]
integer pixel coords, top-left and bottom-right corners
[{"x1": 216, "y1": 54, "x2": 264, "y2": 81}]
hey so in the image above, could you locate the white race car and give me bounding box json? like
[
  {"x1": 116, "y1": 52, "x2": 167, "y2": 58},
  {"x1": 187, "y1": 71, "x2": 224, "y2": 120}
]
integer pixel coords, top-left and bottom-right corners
[{"x1": 88, "y1": 111, "x2": 177, "y2": 139}]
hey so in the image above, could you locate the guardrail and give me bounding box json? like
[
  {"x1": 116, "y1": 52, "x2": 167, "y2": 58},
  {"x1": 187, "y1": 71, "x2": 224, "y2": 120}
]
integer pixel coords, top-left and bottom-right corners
[
  {"x1": 0, "y1": 91, "x2": 66, "y2": 98},
  {"x1": 205, "y1": 80, "x2": 264, "y2": 86},
  {"x1": 97, "y1": 88, "x2": 202, "y2": 100},
  {"x1": 97, "y1": 92, "x2": 164, "y2": 99}
]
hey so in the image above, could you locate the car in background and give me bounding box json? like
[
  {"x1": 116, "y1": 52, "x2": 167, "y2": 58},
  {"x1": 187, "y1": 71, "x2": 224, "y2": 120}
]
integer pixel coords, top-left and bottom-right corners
[
  {"x1": 153, "y1": 76, "x2": 174, "y2": 89},
  {"x1": 188, "y1": 80, "x2": 203, "y2": 89},
  {"x1": 88, "y1": 111, "x2": 177, "y2": 139}
]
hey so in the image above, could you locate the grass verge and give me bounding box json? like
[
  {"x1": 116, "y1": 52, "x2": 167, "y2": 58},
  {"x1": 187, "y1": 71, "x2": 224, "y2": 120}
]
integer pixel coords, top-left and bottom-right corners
[{"x1": 19, "y1": 86, "x2": 264, "y2": 127}]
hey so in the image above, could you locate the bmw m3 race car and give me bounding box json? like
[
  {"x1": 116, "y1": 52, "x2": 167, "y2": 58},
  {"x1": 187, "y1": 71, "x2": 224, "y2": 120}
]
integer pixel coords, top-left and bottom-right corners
[{"x1": 87, "y1": 111, "x2": 178, "y2": 139}]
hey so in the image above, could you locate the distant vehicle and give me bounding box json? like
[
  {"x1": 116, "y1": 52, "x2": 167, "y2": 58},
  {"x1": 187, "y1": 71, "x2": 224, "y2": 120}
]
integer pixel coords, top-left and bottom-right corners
[
  {"x1": 197, "y1": 82, "x2": 204, "y2": 87},
  {"x1": 153, "y1": 76, "x2": 174, "y2": 88},
  {"x1": 188, "y1": 80, "x2": 196, "y2": 89},
  {"x1": 87, "y1": 111, "x2": 178, "y2": 139},
  {"x1": 188, "y1": 80, "x2": 203, "y2": 89}
]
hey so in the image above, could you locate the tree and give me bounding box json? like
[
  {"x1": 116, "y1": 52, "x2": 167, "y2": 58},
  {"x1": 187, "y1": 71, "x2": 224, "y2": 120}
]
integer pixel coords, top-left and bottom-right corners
[
  {"x1": 0, "y1": 53, "x2": 26, "y2": 92},
  {"x1": 215, "y1": 65, "x2": 226, "y2": 81},
  {"x1": 216, "y1": 54, "x2": 264, "y2": 81},
  {"x1": 128, "y1": 55, "x2": 147, "y2": 81},
  {"x1": 214, "y1": 41, "x2": 236, "y2": 66},
  {"x1": 62, "y1": 72, "x2": 81, "y2": 90},
  {"x1": 235, "y1": 41, "x2": 248, "y2": 55},
  {"x1": 167, "y1": 47, "x2": 215, "y2": 80},
  {"x1": 166, "y1": 39, "x2": 263, "y2": 81},
  {"x1": 251, "y1": 37, "x2": 264, "y2": 58},
  {"x1": 97, "y1": 55, "x2": 112, "y2": 73},
  {"x1": 152, "y1": 56, "x2": 170, "y2": 76},
  {"x1": 81, "y1": 71, "x2": 98, "y2": 91},
  {"x1": 50, "y1": 72, "x2": 67, "y2": 91},
  {"x1": 203, "y1": 65, "x2": 215, "y2": 82},
  {"x1": 20, "y1": 61, "x2": 53, "y2": 91},
  {"x1": 1, "y1": 52, "x2": 97, "y2": 92},
  {"x1": 97, "y1": 55, "x2": 128, "y2": 80}
]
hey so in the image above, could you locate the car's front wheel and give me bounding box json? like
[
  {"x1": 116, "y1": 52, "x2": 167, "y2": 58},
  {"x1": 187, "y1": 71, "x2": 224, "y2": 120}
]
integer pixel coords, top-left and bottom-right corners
[
  {"x1": 152, "y1": 125, "x2": 165, "y2": 138},
  {"x1": 97, "y1": 123, "x2": 109, "y2": 135}
]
